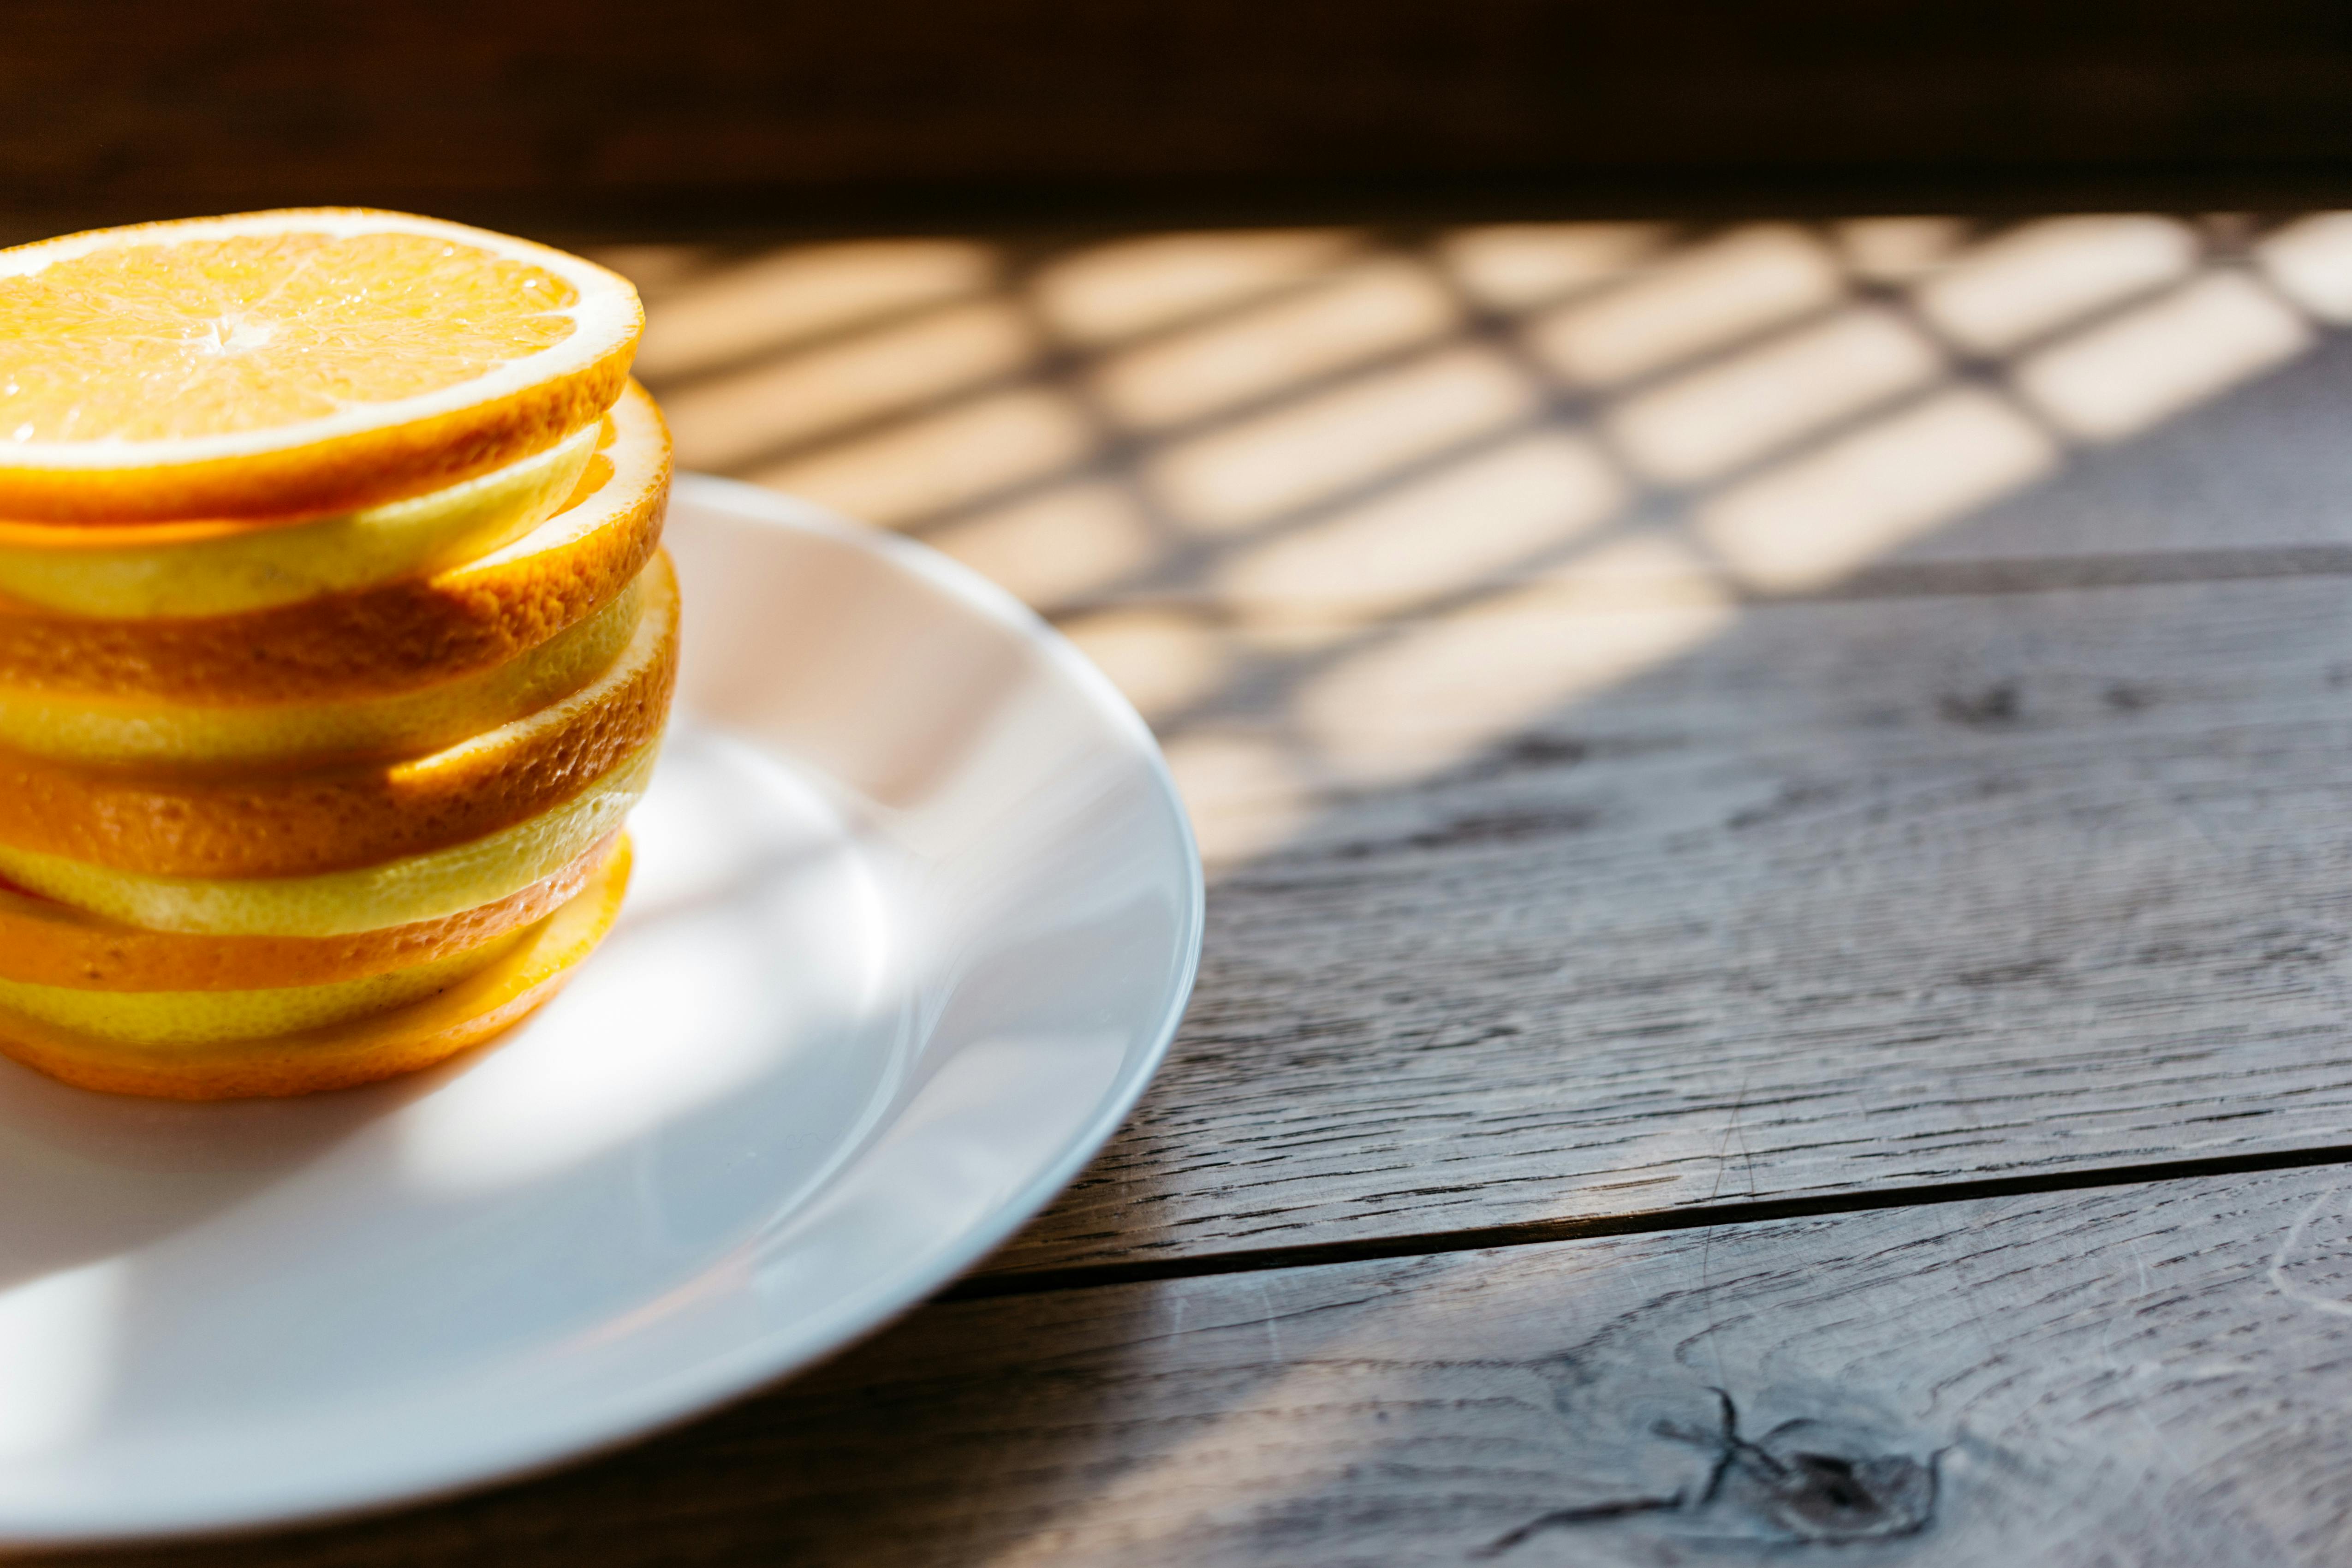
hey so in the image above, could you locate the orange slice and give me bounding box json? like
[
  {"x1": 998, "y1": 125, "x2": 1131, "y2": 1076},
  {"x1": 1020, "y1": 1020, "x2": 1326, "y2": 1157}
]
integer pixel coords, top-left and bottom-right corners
[
  {"x1": 0, "y1": 565, "x2": 645, "y2": 769},
  {"x1": 0, "y1": 742, "x2": 654, "y2": 937},
  {"x1": 0, "y1": 209, "x2": 642, "y2": 524},
  {"x1": 0, "y1": 830, "x2": 618, "y2": 992},
  {"x1": 0, "y1": 553, "x2": 677, "y2": 877},
  {"x1": 0, "y1": 835, "x2": 634, "y2": 1100},
  {"x1": 0, "y1": 417, "x2": 601, "y2": 619},
  {"x1": 0, "y1": 380, "x2": 668, "y2": 705},
  {"x1": 0, "y1": 928, "x2": 537, "y2": 1046}
]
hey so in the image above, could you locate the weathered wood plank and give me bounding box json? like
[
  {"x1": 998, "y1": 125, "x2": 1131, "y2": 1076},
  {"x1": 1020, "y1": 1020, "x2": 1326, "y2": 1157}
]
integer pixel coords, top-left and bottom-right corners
[
  {"x1": 589, "y1": 216, "x2": 2352, "y2": 1280},
  {"x1": 996, "y1": 571, "x2": 2352, "y2": 1271},
  {"x1": 56, "y1": 1164, "x2": 2352, "y2": 1566}
]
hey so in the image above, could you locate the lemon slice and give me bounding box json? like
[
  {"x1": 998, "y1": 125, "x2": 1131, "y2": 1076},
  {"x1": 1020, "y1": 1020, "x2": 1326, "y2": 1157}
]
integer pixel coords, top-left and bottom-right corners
[
  {"x1": 0, "y1": 209, "x2": 642, "y2": 523},
  {"x1": 0, "y1": 835, "x2": 634, "y2": 1100},
  {"x1": 0, "y1": 566, "x2": 645, "y2": 769},
  {"x1": 0, "y1": 925, "x2": 534, "y2": 1046},
  {"x1": 0, "y1": 417, "x2": 600, "y2": 618},
  {"x1": 0, "y1": 743, "x2": 655, "y2": 937},
  {"x1": 0, "y1": 553, "x2": 678, "y2": 877},
  {"x1": 0, "y1": 380, "x2": 669, "y2": 704},
  {"x1": 0, "y1": 831, "x2": 619, "y2": 991}
]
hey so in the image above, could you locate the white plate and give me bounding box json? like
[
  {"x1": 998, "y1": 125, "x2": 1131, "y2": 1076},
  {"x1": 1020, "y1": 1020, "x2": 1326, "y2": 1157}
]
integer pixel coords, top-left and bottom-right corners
[{"x1": 0, "y1": 476, "x2": 1203, "y2": 1546}]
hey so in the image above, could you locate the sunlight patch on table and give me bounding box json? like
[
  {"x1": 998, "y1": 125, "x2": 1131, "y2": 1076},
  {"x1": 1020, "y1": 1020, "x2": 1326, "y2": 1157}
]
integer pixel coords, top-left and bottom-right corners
[
  {"x1": 1607, "y1": 304, "x2": 1946, "y2": 485},
  {"x1": 1033, "y1": 230, "x2": 1363, "y2": 346},
  {"x1": 634, "y1": 240, "x2": 999, "y2": 383},
  {"x1": 1521, "y1": 530, "x2": 1745, "y2": 607},
  {"x1": 1148, "y1": 346, "x2": 1537, "y2": 533},
  {"x1": 1299, "y1": 539, "x2": 1733, "y2": 783},
  {"x1": 1217, "y1": 431, "x2": 1623, "y2": 615},
  {"x1": 1700, "y1": 387, "x2": 2058, "y2": 593},
  {"x1": 1912, "y1": 215, "x2": 2199, "y2": 354},
  {"x1": 1440, "y1": 221, "x2": 1673, "y2": 310},
  {"x1": 749, "y1": 387, "x2": 1094, "y2": 527},
  {"x1": 1522, "y1": 225, "x2": 1844, "y2": 387},
  {"x1": 0, "y1": 1258, "x2": 123, "y2": 1461},
  {"x1": 1061, "y1": 607, "x2": 1232, "y2": 722},
  {"x1": 926, "y1": 481, "x2": 1161, "y2": 608},
  {"x1": 1090, "y1": 260, "x2": 1460, "y2": 430},
  {"x1": 1160, "y1": 730, "x2": 1316, "y2": 864},
  {"x1": 2014, "y1": 273, "x2": 2313, "y2": 443},
  {"x1": 2257, "y1": 212, "x2": 2352, "y2": 322},
  {"x1": 1833, "y1": 216, "x2": 1975, "y2": 282},
  {"x1": 1231, "y1": 616, "x2": 1361, "y2": 656},
  {"x1": 664, "y1": 299, "x2": 1041, "y2": 470},
  {"x1": 970, "y1": 1255, "x2": 1591, "y2": 1567}
]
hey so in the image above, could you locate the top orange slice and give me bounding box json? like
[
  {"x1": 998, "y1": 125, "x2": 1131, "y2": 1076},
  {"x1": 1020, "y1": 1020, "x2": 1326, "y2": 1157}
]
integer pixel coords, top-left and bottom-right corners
[{"x1": 0, "y1": 209, "x2": 643, "y2": 524}]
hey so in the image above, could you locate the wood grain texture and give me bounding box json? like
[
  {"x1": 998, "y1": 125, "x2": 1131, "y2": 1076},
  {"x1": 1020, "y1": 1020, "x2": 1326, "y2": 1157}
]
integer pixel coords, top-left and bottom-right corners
[
  {"x1": 995, "y1": 569, "x2": 2352, "y2": 1273},
  {"x1": 604, "y1": 214, "x2": 2352, "y2": 1279},
  {"x1": 50, "y1": 1165, "x2": 2352, "y2": 1567},
  {"x1": 587, "y1": 216, "x2": 2352, "y2": 1276}
]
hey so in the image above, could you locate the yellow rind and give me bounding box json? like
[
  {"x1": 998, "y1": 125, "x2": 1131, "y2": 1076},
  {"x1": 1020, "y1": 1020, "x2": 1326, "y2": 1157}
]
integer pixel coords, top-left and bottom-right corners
[
  {"x1": 0, "y1": 836, "x2": 634, "y2": 1100},
  {"x1": 0, "y1": 566, "x2": 645, "y2": 768},
  {"x1": 0, "y1": 830, "x2": 619, "y2": 991},
  {"x1": 0, "y1": 743, "x2": 656, "y2": 936},
  {"x1": 0, "y1": 381, "x2": 669, "y2": 705},
  {"x1": 0, "y1": 925, "x2": 532, "y2": 1045},
  {"x1": 0, "y1": 419, "x2": 600, "y2": 619},
  {"x1": 0, "y1": 553, "x2": 677, "y2": 876}
]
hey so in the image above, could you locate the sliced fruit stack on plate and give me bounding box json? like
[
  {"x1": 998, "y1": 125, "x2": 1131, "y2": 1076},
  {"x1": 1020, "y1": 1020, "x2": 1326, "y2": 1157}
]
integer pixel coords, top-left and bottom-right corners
[{"x1": 0, "y1": 209, "x2": 676, "y2": 1101}]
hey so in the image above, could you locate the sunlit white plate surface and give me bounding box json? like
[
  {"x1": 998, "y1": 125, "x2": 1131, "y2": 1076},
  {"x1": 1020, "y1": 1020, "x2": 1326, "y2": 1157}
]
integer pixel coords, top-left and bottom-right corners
[{"x1": 0, "y1": 475, "x2": 1204, "y2": 1545}]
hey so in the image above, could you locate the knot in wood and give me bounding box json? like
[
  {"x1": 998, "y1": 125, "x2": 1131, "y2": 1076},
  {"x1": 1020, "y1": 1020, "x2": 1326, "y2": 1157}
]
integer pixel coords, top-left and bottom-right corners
[
  {"x1": 1707, "y1": 1400, "x2": 1940, "y2": 1545},
  {"x1": 1741, "y1": 1447, "x2": 1936, "y2": 1543}
]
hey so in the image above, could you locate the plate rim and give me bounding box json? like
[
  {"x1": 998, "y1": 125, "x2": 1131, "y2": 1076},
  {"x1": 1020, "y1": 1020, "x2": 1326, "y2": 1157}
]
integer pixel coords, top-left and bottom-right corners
[
  {"x1": 659, "y1": 469, "x2": 1208, "y2": 1322},
  {"x1": 1, "y1": 473, "x2": 1205, "y2": 1545}
]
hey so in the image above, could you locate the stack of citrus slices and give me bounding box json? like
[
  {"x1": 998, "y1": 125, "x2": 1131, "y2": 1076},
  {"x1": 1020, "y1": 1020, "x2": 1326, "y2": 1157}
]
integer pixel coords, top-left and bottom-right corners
[{"x1": 0, "y1": 209, "x2": 675, "y2": 1100}]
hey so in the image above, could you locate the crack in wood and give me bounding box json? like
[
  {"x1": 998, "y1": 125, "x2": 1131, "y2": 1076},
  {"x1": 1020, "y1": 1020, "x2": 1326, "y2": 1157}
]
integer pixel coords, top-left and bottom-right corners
[
  {"x1": 1474, "y1": 1492, "x2": 1686, "y2": 1556},
  {"x1": 962, "y1": 1143, "x2": 2352, "y2": 1296}
]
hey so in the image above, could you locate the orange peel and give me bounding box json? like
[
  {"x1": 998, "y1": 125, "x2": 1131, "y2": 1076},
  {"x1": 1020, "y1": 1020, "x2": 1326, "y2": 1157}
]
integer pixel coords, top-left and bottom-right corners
[
  {"x1": 0, "y1": 417, "x2": 601, "y2": 619},
  {"x1": 0, "y1": 380, "x2": 669, "y2": 705},
  {"x1": 0, "y1": 565, "x2": 646, "y2": 769},
  {"x1": 0, "y1": 835, "x2": 634, "y2": 1100},
  {"x1": 0, "y1": 553, "x2": 677, "y2": 877},
  {"x1": 0, "y1": 830, "x2": 618, "y2": 992},
  {"x1": 0, "y1": 741, "x2": 653, "y2": 937},
  {"x1": 0, "y1": 930, "x2": 536, "y2": 1046}
]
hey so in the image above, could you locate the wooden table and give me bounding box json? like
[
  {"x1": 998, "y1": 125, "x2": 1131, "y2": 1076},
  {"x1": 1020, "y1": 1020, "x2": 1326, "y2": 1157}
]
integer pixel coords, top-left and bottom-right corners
[{"x1": 51, "y1": 211, "x2": 2352, "y2": 1565}]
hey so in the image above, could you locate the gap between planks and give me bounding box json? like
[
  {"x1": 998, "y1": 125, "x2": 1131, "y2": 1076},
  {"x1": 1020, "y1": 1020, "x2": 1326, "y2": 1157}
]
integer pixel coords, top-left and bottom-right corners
[
  {"x1": 1003, "y1": 568, "x2": 2352, "y2": 1272},
  {"x1": 72, "y1": 1162, "x2": 2352, "y2": 1568},
  {"x1": 952, "y1": 1139, "x2": 2352, "y2": 1300}
]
